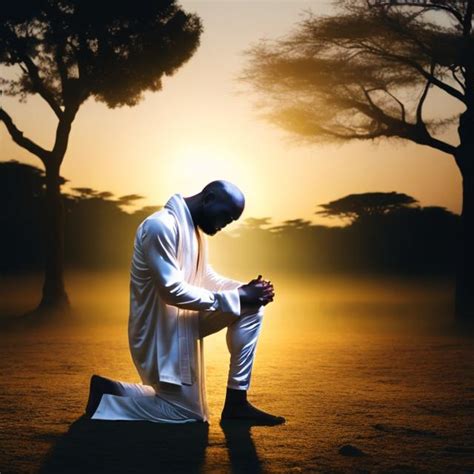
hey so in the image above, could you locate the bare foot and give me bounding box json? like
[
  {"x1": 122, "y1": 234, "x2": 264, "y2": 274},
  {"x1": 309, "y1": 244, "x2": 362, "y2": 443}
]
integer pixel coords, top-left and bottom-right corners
[
  {"x1": 84, "y1": 374, "x2": 122, "y2": 418},
  {"x1": 221, "y1": 401, "x2": 286, "y2": 426}
]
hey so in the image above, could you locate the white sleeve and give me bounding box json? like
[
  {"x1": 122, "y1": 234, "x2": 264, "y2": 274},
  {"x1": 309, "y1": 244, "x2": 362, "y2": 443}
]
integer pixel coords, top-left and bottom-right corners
[
  {"x1": 203, "y1": 263, "x2": 245, "y2": 292},
  {"x1": 140, "y1": 216, "x2": 240, "y2": 316}
]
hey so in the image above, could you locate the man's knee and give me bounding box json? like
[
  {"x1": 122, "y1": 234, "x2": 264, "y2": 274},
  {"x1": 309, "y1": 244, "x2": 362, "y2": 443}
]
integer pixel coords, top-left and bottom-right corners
[
  {"x1": 240, "y1": 304, "x2": 265, "y2": 315},
  {"x1": 240, "y1": 303, "x2": 265, "y2": 319}
]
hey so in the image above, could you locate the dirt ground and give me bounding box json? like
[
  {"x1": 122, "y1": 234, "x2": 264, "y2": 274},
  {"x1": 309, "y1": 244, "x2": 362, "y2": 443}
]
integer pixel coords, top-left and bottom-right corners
[{"x1": 0, "y1": 271, "x2": 473, "y2": 473}]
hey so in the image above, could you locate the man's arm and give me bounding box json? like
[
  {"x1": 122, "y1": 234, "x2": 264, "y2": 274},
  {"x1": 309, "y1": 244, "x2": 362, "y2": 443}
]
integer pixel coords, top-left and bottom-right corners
[
  {"x1": 203, "y1": 263, "x2": 245, "y2": 292},
  {"x1": 204, "y1": 265, "x2": 276, "y2": 309},
  {"x1": 140, "y1": 216, "x2": 240, "y2": 316}
]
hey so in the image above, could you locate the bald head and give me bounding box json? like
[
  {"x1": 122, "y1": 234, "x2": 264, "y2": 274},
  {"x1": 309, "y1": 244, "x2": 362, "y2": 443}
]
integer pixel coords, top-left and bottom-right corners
[
  {"x1": 183, "y1": 180, "x2": 245, "y2": 236},
  {"x1": 201, "y1": 180, "x2": 245, "y2": 217}
]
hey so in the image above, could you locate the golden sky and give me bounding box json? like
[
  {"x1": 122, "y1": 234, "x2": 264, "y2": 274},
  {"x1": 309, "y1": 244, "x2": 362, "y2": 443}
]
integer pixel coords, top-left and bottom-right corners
[{"x1": 0, "y1": 1, "x2": 463, "y2": 228}]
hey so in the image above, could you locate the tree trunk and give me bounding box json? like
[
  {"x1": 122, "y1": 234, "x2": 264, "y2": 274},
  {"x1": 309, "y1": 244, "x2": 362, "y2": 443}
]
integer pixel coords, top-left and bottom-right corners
[
  {"x1": 38, "y1": 159, "x2": 70, "y2": 311},
  {"x1": 454, "y1": 110, "x2": 474, "y2": 323}
]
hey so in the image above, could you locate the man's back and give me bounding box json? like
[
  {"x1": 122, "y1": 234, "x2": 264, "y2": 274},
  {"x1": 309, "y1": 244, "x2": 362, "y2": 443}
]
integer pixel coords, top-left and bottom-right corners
[{"x1": 128, "y1": 206, "x2": 184, "y2": 388}]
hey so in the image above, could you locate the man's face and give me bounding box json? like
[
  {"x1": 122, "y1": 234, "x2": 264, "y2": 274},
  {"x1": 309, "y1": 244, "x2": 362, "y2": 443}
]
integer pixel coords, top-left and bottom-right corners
[{"x1": 198, "y1": 194, "x2": 241, "y2": 236}]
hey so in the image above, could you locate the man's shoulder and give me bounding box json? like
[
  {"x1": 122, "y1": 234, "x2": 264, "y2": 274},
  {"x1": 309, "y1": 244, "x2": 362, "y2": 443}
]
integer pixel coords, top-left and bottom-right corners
[{"x1": 140, "y1": 208, "x2": 178, "y2": 235}]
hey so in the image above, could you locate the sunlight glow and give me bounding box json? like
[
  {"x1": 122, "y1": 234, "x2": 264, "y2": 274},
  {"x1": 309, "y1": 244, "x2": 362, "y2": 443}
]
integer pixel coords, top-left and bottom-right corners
[{"x1": 162, "y1": 142, "x2": 262, "y2": 208}]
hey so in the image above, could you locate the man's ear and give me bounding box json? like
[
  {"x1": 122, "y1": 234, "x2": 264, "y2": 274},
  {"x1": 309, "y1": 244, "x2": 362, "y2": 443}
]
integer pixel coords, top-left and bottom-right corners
[{"x1": 203, "y1": 191, "x2": 215, "y2": 205}]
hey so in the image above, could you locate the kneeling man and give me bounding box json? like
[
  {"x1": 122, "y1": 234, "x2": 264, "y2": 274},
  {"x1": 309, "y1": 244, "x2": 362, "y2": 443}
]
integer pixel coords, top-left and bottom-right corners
[{"x1": 85, "y1": 180, "x2": 285, "y2": 425}]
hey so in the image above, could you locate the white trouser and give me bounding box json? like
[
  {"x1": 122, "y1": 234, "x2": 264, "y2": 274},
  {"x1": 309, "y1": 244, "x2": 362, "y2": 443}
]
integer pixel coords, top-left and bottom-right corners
[
  {"x1": 115, "y1": 303, "x2": 264, "y2": 392},
  {"x1": 199, "y1": 303, "x2": 264, "y2": 390},
  {"x1": 91, "y1": 304, "x2": 264, "y2": 422}
]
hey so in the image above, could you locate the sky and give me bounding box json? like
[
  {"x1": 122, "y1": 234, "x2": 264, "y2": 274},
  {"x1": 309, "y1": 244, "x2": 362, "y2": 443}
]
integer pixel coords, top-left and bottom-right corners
[{"x1": 0, "y1": 0, "x2": 464, "y2": 228}]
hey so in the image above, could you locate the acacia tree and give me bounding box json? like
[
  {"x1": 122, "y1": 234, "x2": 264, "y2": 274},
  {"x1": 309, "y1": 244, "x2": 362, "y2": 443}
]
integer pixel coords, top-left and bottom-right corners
[
  {"x1": 239, "y1": 0, "x2": 474, "y2": 322},
  {"x1": 0, "y1": 1, "x2": 202, "y2": 311},
  {"x1": 316, "y1": 191, "x2": 419, "y2": 223}
]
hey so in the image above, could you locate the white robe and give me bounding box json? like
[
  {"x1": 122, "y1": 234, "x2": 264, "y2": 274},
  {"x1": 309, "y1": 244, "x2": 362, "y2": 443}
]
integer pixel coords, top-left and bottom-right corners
[{"x1": 91, "y1": 192, "x2": 244, "y2": 423}]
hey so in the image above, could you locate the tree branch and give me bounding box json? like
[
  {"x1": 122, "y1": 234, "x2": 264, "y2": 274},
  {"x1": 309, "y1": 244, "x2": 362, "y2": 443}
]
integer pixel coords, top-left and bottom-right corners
[
  {"x1": 52, "y1": 108, "x2": 79, "y2": 161},
  {"x1": 385, "y1": 52, "x2": 464, "y2": 103},
  {"x1": 416, "y1": 61, "x2": 434, "y2": 125},
  {"x1": 0, "y1": 107, "x2": 50, "y2": 162},
  {"x1": 380, "y1": 2, "x2": 464, "y2": 24},
  {"x1": 381, "y1": 88, "x2": 406, "y2": 122},
  {"x1": 17, "y1": 52, "x2": 63, "y2": 119},
  {"x1": 55, "y1": 46, "x2": 69, "y2": 101},
  {"x1": 322, "y1": 127, "x2": 392, "y2": 140},
  {"x1": 321, "y1": 119, "x2": 456, "y2": 155},
  {"x1": 450, "y1": 66, "x2": 466, "y2": 91},
  {"x1": 361, "y1": 85, "x2": 407, "y2": 123},
  {"x1": 360, "y1": 85, "x2": 391, "y2": 122},
  {"x1": 359, "y1": 41, "x2": 466, "y2": 103},
  {"x1": 421, "y1": 135, "x2": 457, "y2": 155},
  {"x1": 314, "y1": 91, "x2": 457, "y2": 155}
]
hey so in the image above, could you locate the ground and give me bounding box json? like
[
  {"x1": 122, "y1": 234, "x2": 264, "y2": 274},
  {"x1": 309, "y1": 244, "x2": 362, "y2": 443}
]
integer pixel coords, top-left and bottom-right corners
[{"x1": 0, "y1": 270, "x2": 473, "y2": 473}]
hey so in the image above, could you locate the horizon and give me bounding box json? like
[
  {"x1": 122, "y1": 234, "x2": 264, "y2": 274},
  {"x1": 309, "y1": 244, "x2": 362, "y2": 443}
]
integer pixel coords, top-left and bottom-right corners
[{"x1": 0, "y1": 0, "x2": 462, "y2": 228}]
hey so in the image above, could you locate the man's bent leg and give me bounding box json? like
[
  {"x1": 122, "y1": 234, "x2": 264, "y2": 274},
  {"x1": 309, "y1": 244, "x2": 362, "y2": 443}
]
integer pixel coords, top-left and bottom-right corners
[
  {"x1": 85, "y1": 375, "x2": 155, "y2": 417},
  {"x1": 225, "y1": 305, "x2": 264, "y2": 390},
  {"x1": 199, "y1": 305, "x2": 285, "y2": 425},
  {"x1": 198, "y1": 309, "x2": 239, "y2": 339},
  {"x1": 199, "y1": 304, "x2": 264, "y2": 389},
  {"x1": 115, "y1": 381, "x2": 156, "y2": 397}
]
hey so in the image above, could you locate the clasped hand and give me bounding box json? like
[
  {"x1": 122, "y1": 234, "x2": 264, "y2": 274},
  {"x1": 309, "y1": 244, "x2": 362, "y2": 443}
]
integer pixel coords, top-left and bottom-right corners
[{"x1": 238, "y1": 274, "x2": 275, "y2": 307}]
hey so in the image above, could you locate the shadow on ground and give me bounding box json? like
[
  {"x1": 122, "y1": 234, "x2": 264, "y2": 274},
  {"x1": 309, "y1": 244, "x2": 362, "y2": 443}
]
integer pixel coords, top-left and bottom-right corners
[
  {"x1": 39, "y1": 416, "x2": 265, "y2": 473},
  {"x1": 39, "y1": 416, "x2": 210, "y2": 473}
]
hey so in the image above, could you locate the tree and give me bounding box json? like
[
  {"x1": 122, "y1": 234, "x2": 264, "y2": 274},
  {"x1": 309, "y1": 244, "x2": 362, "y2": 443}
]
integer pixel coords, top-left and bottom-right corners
[
  {"x1": 316, "y1": 191, "x2": 419, "y2": 223},
  {"x1": 0, "y1": 1, "x2": 203, "y2": 312},
  {"x1": 239, "y1": 0, "x2": 474, "y2": 322},
  {"x1": 269, "y1": 218, "x2": 314, "y2": 233},
  {"x1": 116, "y1": 193, "x2": 146, "y2": 208},
  {"x1": 238, "y1": 217, "x2": 273, "y2": 231}
]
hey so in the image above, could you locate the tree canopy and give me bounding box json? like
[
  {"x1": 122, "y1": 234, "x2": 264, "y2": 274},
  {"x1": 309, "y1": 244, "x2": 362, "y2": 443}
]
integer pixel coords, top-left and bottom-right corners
[
  {"x1": 0, "y1": 0, "x2": 203, "y2": 111},
  {"x1": 239, "y1": 0, "x2": 470, "y2": 155},
  {"x1": 316, "y1": 191, "x2": 419, "y2": 222}
]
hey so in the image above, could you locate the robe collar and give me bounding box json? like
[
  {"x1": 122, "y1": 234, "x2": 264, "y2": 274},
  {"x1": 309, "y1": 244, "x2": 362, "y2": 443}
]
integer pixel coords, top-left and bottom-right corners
[
  {"x1": 164, "y1": 193, "x2": 196, "y2": 231},
  {"x1": 164, "y1": 192, "x2": 205, "y2": 280}
]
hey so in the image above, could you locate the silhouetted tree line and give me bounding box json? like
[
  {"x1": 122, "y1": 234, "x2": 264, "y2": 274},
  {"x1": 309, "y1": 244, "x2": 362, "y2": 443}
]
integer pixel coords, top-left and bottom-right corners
[
  {"x1": 1, "y1": 160, "x2": 459, "y2": 276},
  {"x1": 0, "y1": 0, "x2": 203, "y2": 309},
  {"x1": 239, "y1": 0, "x2": 473, "y2": 320}
]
